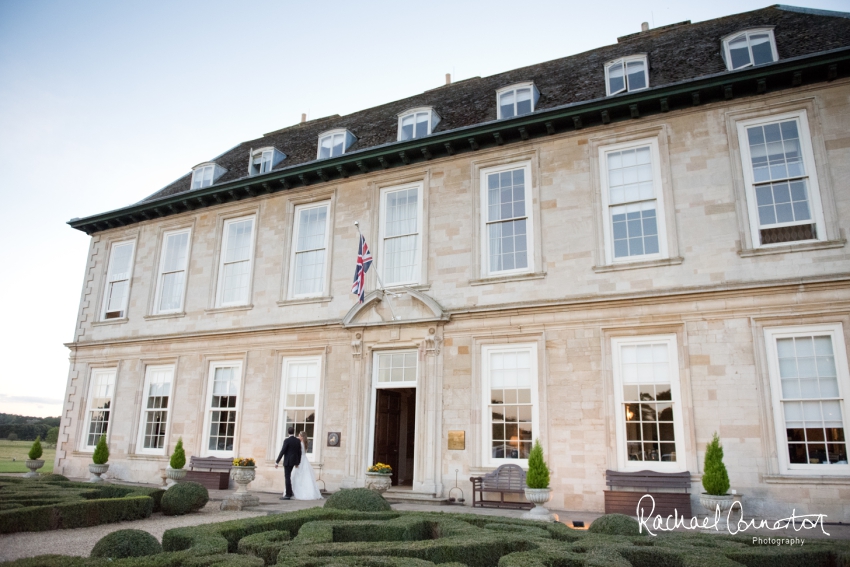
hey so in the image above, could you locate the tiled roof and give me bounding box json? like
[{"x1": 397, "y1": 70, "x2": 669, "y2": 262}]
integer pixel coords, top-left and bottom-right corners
[{"x1": 131, "y1": 6, "x2": 849, "y2": 203}]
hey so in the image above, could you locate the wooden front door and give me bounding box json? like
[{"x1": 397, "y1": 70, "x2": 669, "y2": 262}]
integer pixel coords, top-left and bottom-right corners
[{"x1": 374, "y1": 389, "x2": 401, "y2": 486}]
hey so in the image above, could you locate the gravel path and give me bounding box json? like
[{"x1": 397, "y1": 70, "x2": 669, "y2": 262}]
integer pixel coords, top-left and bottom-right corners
[{"x1": 0, "y1": 502, "x2": 266, "y2": 562}]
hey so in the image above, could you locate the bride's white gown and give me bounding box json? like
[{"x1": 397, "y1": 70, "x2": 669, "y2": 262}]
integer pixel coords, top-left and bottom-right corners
[{"x1": 291, "y1": 443, "x2": 323, "y2": 500}]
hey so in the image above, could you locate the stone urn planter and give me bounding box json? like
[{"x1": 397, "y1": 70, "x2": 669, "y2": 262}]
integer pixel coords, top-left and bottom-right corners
[
  {"x1": 24, "y1": 459, "x2": 45, "y2": 479},
  {"x1": 522, "y1": 487, "x2": 559, "y2": 522},
  {"x1": 365, "y1": 472, "x2": 392, "y2": 494},
  {"x1": 88, "y1": 463, "x2": 109, "y2": 483},
  {"x1": 221, "y1": 465, "x2": 259, "y2": 510},
  {"x1": 165, "y1": 466, "x2": 187, "y2": 488},
  {"x1": 700, "y1": 493, "x2": 734, "y2": 529}
]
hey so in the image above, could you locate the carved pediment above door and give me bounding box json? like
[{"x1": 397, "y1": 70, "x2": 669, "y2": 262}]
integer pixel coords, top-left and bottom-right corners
[{"x1": 342, "y1": 288, "x2": 449, "y2": 328}]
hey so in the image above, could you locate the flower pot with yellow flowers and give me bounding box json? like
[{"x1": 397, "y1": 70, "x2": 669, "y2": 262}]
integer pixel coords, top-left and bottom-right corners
[
  {"x1": 221, "y1": 457, "x2": 259, "y2": 510},
  {"x1": 365, "y1": 463, "x2": 392, "y2": 493}
]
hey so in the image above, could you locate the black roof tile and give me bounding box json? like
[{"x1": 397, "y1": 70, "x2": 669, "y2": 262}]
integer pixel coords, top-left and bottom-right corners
[{"x1": 140, "y1": 5, "x2": 850, "y2": 204}]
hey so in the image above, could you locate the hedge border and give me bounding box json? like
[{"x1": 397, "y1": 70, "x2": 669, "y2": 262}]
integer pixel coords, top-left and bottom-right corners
[
  {"x1": 3, "y1": 508, "x2": 850, "y2": 567},
  {"x1": 0, "y1": 478, "x2": 163, "y2": 534}
]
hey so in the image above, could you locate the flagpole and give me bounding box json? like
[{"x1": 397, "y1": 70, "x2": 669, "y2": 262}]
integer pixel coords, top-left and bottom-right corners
[{"x1": 354, "y1": 221, "x2": 399, "y2": 320}]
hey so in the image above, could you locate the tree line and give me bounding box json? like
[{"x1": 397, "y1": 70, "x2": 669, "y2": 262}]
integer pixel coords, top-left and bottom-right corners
[{"x1": 1, "y1": 413, "x2": 61, "y2": 442}]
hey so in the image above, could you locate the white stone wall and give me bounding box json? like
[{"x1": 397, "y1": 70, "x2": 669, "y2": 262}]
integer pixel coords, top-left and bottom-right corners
[{"x1": 58, "y1": 81, "x2": 850, "y2": 521}]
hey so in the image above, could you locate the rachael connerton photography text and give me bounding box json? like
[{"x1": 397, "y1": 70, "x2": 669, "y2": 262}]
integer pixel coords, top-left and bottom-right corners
[{"x1": 636, "y1": 495, "x2": 830, "y2": 537}]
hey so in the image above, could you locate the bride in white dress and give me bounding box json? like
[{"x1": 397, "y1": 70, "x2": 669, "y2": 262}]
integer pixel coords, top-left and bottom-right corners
[{"x1": 291, "y1": 432, "x2": 323, "y2": 500}]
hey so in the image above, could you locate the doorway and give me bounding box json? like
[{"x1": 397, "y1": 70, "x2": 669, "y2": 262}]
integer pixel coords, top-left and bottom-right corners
[{"x1": 373, "y1": 388, "x2": 416, "y2": 487}]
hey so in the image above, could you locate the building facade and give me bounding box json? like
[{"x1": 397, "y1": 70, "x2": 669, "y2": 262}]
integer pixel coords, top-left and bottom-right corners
[{"x1": 60, "y1": 6, "x2": 850, "y2": 520}]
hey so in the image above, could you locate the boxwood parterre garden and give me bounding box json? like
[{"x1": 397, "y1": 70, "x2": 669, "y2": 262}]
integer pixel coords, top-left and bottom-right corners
[
  {"x1": 0, "y1": 476, "x2": 163, "y2": 533},
  {"x1": 2, "y1": 487, "x2": 850, "y2": 567}
]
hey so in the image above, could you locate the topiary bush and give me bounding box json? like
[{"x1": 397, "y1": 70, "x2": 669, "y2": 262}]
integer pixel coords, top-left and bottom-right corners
[
  {"x1": 90, "y1": 528, "x2": 162, "y2": 559},
  {"x1": 587, "y1": 513, "x2": 645, "y2": 536},
  {"x1": 28, "y1": 437, "x2": 43, "y2": 460},
  {"x1": 702, "y1": 432, "x2": 730, "y2": 496},
  {"x1": 324, "y1": 488, "x2": 392, "y2": 512},
  {"x1": 170, "y1": 437, "x2": 186, "y2": 470},
  {"x1": 92, "y1": 435, "x2": 109, "y2": 465},
  {"x1": 38, "y1": 474, "x2": 69, "y2": 482},
  {"x1": 161, "y1": 481, "x2": 209, "y2": 516},
  {"x1": 525, "y1": 439, "x2": 550, "y2": 489}
]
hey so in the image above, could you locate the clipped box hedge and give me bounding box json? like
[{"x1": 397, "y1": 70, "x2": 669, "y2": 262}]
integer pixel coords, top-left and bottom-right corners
[
  {"x1": 0, "y1": 495, "x2": 153, "y2": 533},
  {"x1": 3, "y1": 507, "x2": 850, "y2": 567},
  {"x1": 0, "y1": 478, "x2": 163, "y2": 534}
]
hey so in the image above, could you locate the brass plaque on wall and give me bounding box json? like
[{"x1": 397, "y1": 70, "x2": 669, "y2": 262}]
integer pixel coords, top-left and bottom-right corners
[{"x1": 447, "y1": 430, "x2": 465, "y2": 450}]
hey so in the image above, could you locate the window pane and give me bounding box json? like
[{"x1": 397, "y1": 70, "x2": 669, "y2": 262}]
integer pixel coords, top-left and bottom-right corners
[
  {"x1": 500, "y1": 91, "x2": 515, "y2": 119},
  {"x1": 489, "y1": 349, "x2": 533, "y2": 460},
  {"x1": 209, "y1": 367, "x2": 238, "y2": 452},
  {"x1": 626, "y1": 60, "x2": 646, "y2": 90},
  {"x1": 516, "y1": 88, "x2": 532, "y2": 116},
  {"x1": 159, "y1": 272, "x2": 185, "y2": 312},
  {"x1": 376, "y1": 352, "x2": 417, "y2": 384},
  {"x1": 106, "y1": 280, "x2": 128, "y2": 314},
  {"x1": 746, "y1": 120, "x2": 805, "y2": 184},
  {"x1": 750, "y1": 33, "x2": 774, "y2": 66},
  {"x1": 608, "y1": 61, "x2": 625, "y2": 93},
  {"x1": 108, "y1": 243, "x2": 133, "y2": 281},
  {"x1": 284, "y1": 361, "x2": 319, "y2": 453},
  {"x1": 225, "y1": 220, "x2": 253, "y2": 263},
  {"x1": 487, "y1": 170, "x2": 525, "y2": 221},
  {"x1": 728, "y1": 34, "x2": 751, "y2": 69},
  {"x1": 400, "y1": 115, "x2": 414, "y2": 141},
  {"x1": 386, "y1": 188, "x2": 418, "y2": 237},
  {"x1": 319, "y1": 136, "x2": 333, "y2": 159},
  {"x1": 221, "y1": 261, "x2": 249, "y2": 304},
  {"x1": 778, "y1": 334, "x2": 848, "y2": 465},
  {"x1": 296, "y1": 206, "x2": 328, "y2": 252},
  {"x1": 294, "y1": 249, "x2": 326, "y2": 296},
  {"x1": 163, "y1": 232, "x2": 189, "y2": 273},
  {"x1": 332, "y1": 133, "x2": 345, "y2": 157},
  {"x1": 415, "y1": 112, "x2": 429, "y2": 138},
  {"x1": 611, "y1": 203, "x2": 658, "y2": 258},
  {"x1": 87, "y1": 373, "x2": 115, "y2": 447}
]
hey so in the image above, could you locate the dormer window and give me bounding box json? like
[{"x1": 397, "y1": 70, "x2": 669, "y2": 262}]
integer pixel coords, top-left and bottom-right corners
[
  {"x1": 397, "y1": 107, "x2": 440, "y2": 141},
  {"x1": 722, "y1": 29, "x2": 777, "y2": 71},
  {"x1": 248, "y1": 147, "x2": 286, "y2": 176},
  {"x1": 497, "y1": 83, "x2": 540, "y2": 119},
  {"x1": 190, "y1": 163, "x2": 226, "y2": 190},
  {"x1": 317, "y1": 129, "x2": 356, "y2": 159},
  {"x1": 605, "y1": 55, "x2": 648, "y2": 96}
]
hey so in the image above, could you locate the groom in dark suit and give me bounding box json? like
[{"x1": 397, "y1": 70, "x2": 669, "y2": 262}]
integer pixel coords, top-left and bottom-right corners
[{"x1": 275, "y1": 426, "x2": 302, "y2": 500}]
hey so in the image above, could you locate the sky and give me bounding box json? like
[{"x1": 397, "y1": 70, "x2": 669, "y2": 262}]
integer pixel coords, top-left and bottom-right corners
[{"x1": 0, "y1": 0, "x2": 847, "y2": 418}]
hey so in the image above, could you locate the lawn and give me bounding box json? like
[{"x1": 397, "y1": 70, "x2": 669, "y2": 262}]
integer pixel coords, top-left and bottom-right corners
[{"x1": 0, "y1": 440, "x2": 54, "y2": 474}]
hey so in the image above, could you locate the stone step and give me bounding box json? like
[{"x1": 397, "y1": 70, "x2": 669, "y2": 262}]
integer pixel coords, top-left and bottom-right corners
[{"x1": 383, "y1": 489, "x2": 450, "y2": 504}]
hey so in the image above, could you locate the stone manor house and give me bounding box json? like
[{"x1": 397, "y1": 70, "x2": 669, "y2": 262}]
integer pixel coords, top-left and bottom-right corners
[{"x1": 59, "y1": 5, "x2": 850, "y2": 519}]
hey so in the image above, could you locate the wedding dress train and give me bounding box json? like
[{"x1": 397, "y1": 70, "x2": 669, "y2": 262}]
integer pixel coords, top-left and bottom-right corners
[{"x1": 291, "y1": 442, "x2": 323, "y2": 500}]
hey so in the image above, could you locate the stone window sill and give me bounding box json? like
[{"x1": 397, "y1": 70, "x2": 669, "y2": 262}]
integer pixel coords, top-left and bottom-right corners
[
  {"x1": 128, "y1": 454, "x2": 169, "y2": 461},
  {"x1": 204, "y1": 304, "x2": 254, "y2": 315},
  {"x1": 593, "y1": 256, "x2": 684, "y2": 273},
  {"x1": 763, "y1": 474, "x2": 850, "y2": 485},
  {"x1": 738, "y1": 239, "x2": 846, "y2": 258},
  {"x1": 469, "y1": 272, "x2": 546, "y2": 286},
  {"x1": 277, "y1": 296, "x2": 333, "y2": 307},
  {"x1": 91, "y1": 318, "x2": 128, "y2": 327},
  {"x1": 144, "y1": 312, "x2": 186, "y2": 321}
]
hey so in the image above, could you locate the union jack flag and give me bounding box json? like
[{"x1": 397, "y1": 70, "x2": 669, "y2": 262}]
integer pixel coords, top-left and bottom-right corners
[{"x1": 351, "y1": 234, "x2": 373, "y2": 303}]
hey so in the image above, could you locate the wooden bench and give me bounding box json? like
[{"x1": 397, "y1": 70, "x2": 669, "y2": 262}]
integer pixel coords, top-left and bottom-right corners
[
  {"x1": 604, "y1": 470, "x2": 692, "y2": 518},
  {"x1": 183, "y1": 456, "x2": 232, "y2": 490},
  {"x1": 470, "y1": 464, "x2": 533, "y2": 510}
]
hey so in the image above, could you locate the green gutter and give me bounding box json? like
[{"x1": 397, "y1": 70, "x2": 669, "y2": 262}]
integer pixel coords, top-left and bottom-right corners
[{"x1": 69, "y1": 46, "x2": 850, "y2": 234}]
